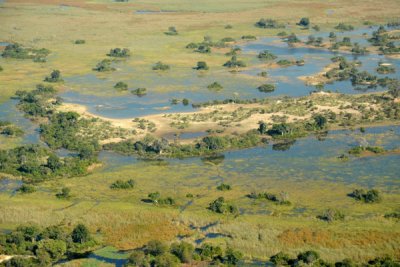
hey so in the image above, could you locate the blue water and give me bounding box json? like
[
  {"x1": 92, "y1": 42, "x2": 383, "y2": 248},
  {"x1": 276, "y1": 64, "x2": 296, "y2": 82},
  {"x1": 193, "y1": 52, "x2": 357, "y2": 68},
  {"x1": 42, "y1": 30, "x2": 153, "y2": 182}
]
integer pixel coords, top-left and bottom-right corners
[
  {"x1": 60, "y1": 26, "x2": 399, "y2": 119},
  {"x1": 0, "y1": 99, "x2": 41, "y2": 144},
  {"x1": 98, "y1": 125, "x2": 400, "y2": 188}
]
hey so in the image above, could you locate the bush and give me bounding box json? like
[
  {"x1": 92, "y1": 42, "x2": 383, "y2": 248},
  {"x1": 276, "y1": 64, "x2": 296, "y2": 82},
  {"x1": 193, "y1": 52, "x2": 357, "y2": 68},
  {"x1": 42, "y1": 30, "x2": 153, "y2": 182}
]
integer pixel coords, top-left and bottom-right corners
[
  {"x1": 335, "y1": 23, "x2": 354, "y2": 31},
  {"x1": 1, "y1": 125, "x2": 24, "y2": 137},
  {"x1": 194, "y1": 61, "x2": 209, "y2": 70},
  {"x1": 276, "y1": 59, "x2": 293, "y2": 66},
  {"x1": 165, "y1": 26, "x2": 178, "y2": 35},
  {"x1": 317, "y1": 209, "x2": 345, "y2": 222},
  {"x1": 255, "y1": 18, "x2": 285, "y2": 29},
  {"x1": 182, "y1": 98, "x2": 189, "y2": 106},
  {"x1": 0, "y1": 65, "x2": 3, "y2": 71},
  {"x1": 258, "y1": 84, "x2": 276, "y2": 93},
  {"x1": 224, "y1": 248, "x2": 243, "y2": 265},
  {"x1": 56, "y1": 187, "x2": 71, "y2": 199},
  {"x1": 44, "y1": 70, "x2": 63, "y2": 83},
  {"x1": 298, "y1": 17, "x2": 310, "y2": 27},
  {"x1": 216, "y1": 183, "x2": 231, "y2": 191},
  {"x1": 377, "y1": 64, "x2": 395, "y2": 74},
  {"x1": 208, "y1": 197, "x2": 238, "y2": 215},
  {"x1": 93, "y1": 59, "x2": 115, "y2": 72},
  {"x1": 186, "y1": 42, "x2": 198, "y2": 49},
  {"x1": 110, "y1": 179, "x2": 135, "y2": 189},
  {"x1": 285, "y1": 34, "x2": 300, "y2": 43},
  {"x1": 71, "y1": 223, "x2": 91, "y2": 243},
  {"x1": 223, "y1": 55, "x2": 246, "y2": 68},
  {"x1": 270, "y1": 252, "x2": 290, "y2": 265},
  {"x1": 114, "y1": 81, "x2": 128, "y2": 90},
  {"x1": 241, "y1": 35, "x2": 256, "y2": 40},
  {"x1": 17, "y1": 184, "x2": 36, "y2": 194},
  {"x1": 297, "y1": 250, "x2": 320, "y2": 264},
  {"x1": 152, "y1": 61, "x2": 170, "y2": 71},
  {"x1": 195, "y1": 45, "x2": 211, "y2": 54},
  {"x1": 154, "y1": 253, "x2": 180, "y2": 267},
  {"x1": 349, "y1": 189, "x2": 382, "y2": 203},
  {"x1": 170, "y1": 241, "x2": 194, "y2": 263},
  {"x1": 131, "y1": 88, "x2": 147, "y2": 96},
  {"x1": 107, "y1": 47, "x2": 130, "y2": 57},
  {"x1": 74, "y1": 39, "x2": 85, "y2": 44},
  {"x1": 257, "y1": 50, "x2": 277, "y2": 60},
  {"x1": 1, "y1": 43, "x2": 50, "y2": 62},
  {"x1": 147, "y1": 192, "x2": 176, "y2": 205},
  {"x1": 146, "y1": 240, "x2": 168, "y2": 256},
  {"x1": 207, "y1": 82, "x2": 223, "y2": 91}
]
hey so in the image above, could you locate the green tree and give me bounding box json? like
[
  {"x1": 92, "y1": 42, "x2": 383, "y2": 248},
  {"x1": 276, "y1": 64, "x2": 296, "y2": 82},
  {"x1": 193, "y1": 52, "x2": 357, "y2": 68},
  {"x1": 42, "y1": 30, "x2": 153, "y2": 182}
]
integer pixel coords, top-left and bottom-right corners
[{"x1": 71, "y1": 223, "x2": 91, "y2": 243}]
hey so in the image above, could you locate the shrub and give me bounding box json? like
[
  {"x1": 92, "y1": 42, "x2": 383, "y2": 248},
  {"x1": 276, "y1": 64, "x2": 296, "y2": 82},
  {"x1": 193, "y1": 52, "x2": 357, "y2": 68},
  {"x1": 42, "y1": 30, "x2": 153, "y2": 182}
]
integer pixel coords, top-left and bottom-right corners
[
  {"x1": 195, "y1": 45, "x2": 211, "y2": 54},
  {"x1": 224, "y1": 248, "x2": 243, "y2": 265},
  {"x1": 276, "y1": 59, "x2": 293, "y2": 66},
  {"x1": 277, "y1": 31, "x2": 288, "y2": 37},
  {"x1": 221, "y1": 37, "x2": 235, "y2": 43},
  {"x1": 147, "y1": 192, "x2": 176, "y2": 205},
  {"x1": 0, "y1": 65, "x2": 3, "y2": 71},
  {"x1": 170, "y1": 241, "x2": 194, "y2": 263},
  {"x1": 110, "y1": 179, "x2": 135, "y2": 189},
  {"x1": 255, "y1": 18, "x2": 285, "y2": 29},
  {"x1": 44, "y1": 70, "x2": 63, "y2": 83},
  {"x1": 335, "y1": 23, "x2": 354, "y2": 31},
  {"x1": 74, "y1": 39, "x2": 85, "y2": 44},
  {"x1": 182, "y1": 98, "x2": 189, "y2": 106},
  {"x1": 377, "y1": 64, "x2": 395, "y2": 74},
  {"x1": 208, "y1": 197, "x2": 238, "y2": 215},
  {"x1": 17, "y1": 184, "x2": 36, "y2": 194},
  {"x1": 216, "y1": 183, "x2": 231, "y2": 191},
  {"x1": 258, "y1": 84, "x2": 276, "y2": 93},
  {"x1": 114, "y1": 81, "x2": 128, "y2": 90},
  {"x1": 223, "y1": 55, "x2": 246, "y2": 68},
  {"x1": 71, "y1": 223, "x2": 91, "y2": 243},
  {"x1": 298, "y1": 17, "x2": 310, "y2": 27},
  {"x1": 297, "y1": 250, "x2": 320, "y2": 264},
  {"x1": 93, "y1": 59, "x2": 115, "y2": 72},
  {"x1": 241, "y1": 35, "x2": 256, "y2": 40},
  {"x1": 312, "y1": 25, "x2": 320, "y2": 31},
  {"x1": 194, "y1": 61, "x2": 209, "y2": 70},
  {"x1": 225, "y1": 24, "x2": 233, "y2": 29},
  {"x1": 154, "y1": 253, "x2": 180, "y2": 267},
  {"x1": 1, "y1": 43, "x2": 50, "y2": 61},
  {"x1": 207, "y1": 82, "x2": 223, "y2": 91},
  {"x1": 186, "y1": 42, "x2": 198, "y2": 49},
  {"x1": 56, "y1": 187, "x2": 71, "y2": 199},
  {"x1": 257, "y1": 50, "x2": 277, "y2": 60},
  {"x1": 286, "y1": 33, "x2": 300, "y2": 43},
  {"x1": 152, "y1": 61, "x2": 170, "y2": 71},
  {"x1": 317, "y1": 209, "x2": 345, "y2": 222},
  {"x1": 107, "y1": 48, "x2": 130, "y2": 57},
  {"x1": 349, "y1": 189, "x2": 382, "y2": 203},
  {"x1": 270, "y1": 252, "x2": 290, "y2": 265},
  {"x1": 146, "y1": 240, "x2": 168, "y2": 256},
  {"x1": 131, "y1": 88, "x2": 147, "y2": 96},
  {"x1": 1, "y1": 126, "x2": 24, "y2": 137},
  {"x1": 165, "y1": 26, "x2": 178, "y2": 35}
]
